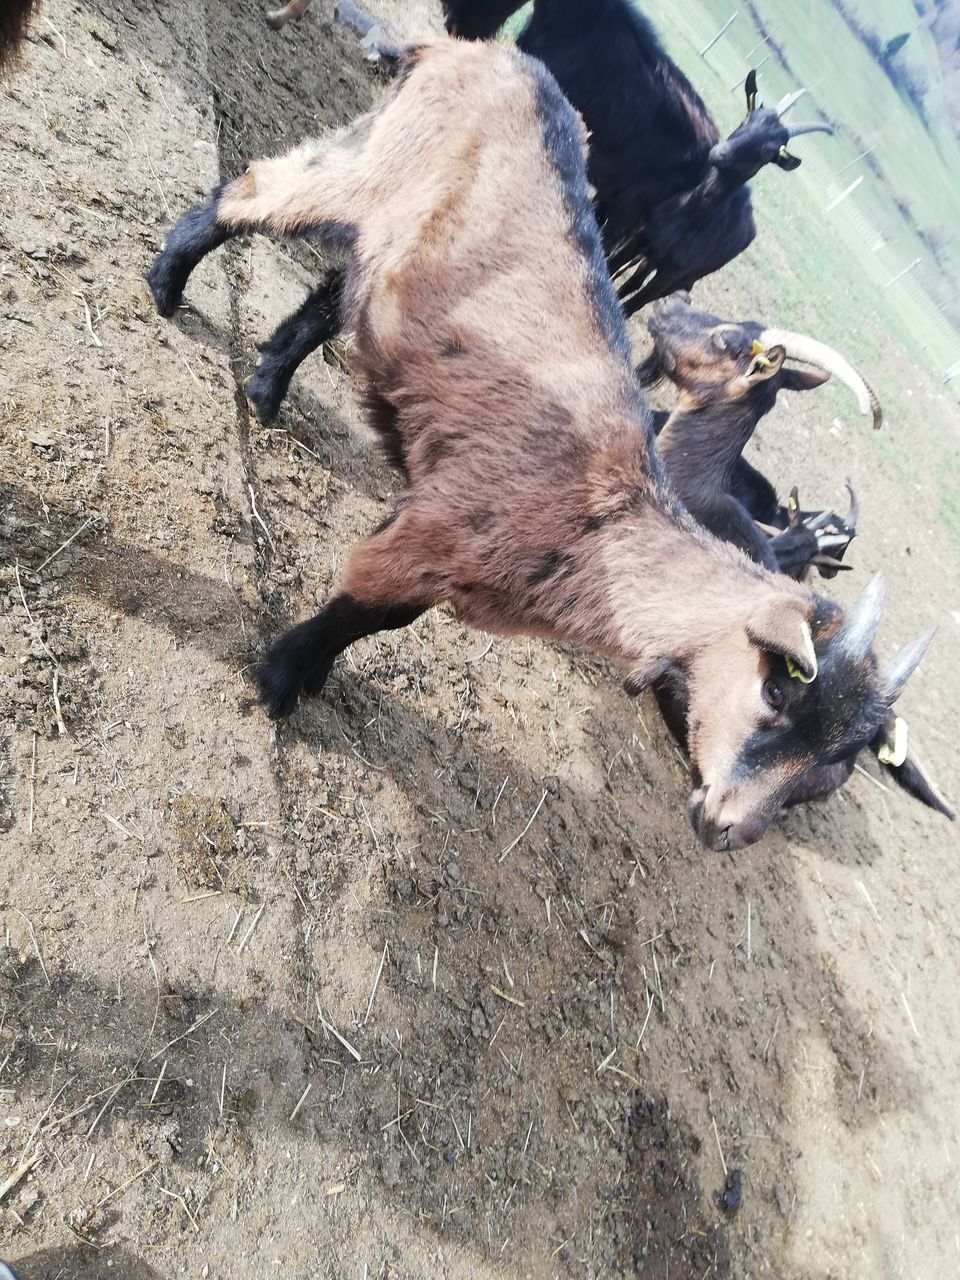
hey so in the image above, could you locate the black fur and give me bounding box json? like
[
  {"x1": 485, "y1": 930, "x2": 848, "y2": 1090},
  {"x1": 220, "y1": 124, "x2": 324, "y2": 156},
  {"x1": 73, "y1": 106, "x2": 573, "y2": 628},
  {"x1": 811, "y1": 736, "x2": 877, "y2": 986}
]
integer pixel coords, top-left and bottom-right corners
[
  {"x1": 527, "y1": 548, "x2": 574, "y2": 586},
  {"x1": 445, "y1": 0, "x2": 811, "y2": 315},
  {"x1": 146, "y1": 188, "x2": 231, "y2": 316},
  {"x1": 247, "y1": 269, "x2": 345, "y2": 423},
  {"x1": 255, "y1": 593, "x2": 426, "y2": 718},
  {"x1": 532, "y1": 60, "x2": 633, "y2": 365}
]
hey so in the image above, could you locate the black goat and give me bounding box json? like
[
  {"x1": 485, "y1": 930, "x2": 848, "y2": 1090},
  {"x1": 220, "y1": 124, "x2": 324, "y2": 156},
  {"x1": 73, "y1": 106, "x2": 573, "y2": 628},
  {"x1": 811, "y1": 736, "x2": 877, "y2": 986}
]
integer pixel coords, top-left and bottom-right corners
[
  {"x1": 638, "y1": 296, "x2": 952, "y2": 820},
  {"x1": 643, "y1": 291, "x2": 880, "y2": 576},
  {"x1": 443, "y1": 0, "x2": 833, "y2": 314}
]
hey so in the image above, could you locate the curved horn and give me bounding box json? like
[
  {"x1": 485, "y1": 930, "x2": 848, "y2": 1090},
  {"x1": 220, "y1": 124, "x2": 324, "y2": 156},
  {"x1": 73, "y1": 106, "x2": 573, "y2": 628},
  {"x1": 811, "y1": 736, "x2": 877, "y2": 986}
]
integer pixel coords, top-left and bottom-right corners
[
  {"x1": 787, "y1": 122, "x2": 835, "y2": 138},
  {"x1": 886, "y1": 627, "x2": 937, "y2": 701},
  {"x1": 775, "y1": 88, "x2": 807, "y2": 116},
  {"x1": 838, "y1": 571, "x2": 886, "y2": 660},
  {"x1": 844, "y1": 479, "x2": 859, "y2": 530},
  {"x1": 758, "y1": 328, "x2": 883, "y2": 428}
]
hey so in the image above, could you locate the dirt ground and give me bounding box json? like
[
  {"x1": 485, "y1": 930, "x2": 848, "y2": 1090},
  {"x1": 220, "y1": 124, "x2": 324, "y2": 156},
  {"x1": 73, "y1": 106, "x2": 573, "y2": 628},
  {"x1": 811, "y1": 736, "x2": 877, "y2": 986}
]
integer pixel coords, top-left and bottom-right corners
[{"x1": 2, "y1": 2, "x2": 959, "y2": 1278}]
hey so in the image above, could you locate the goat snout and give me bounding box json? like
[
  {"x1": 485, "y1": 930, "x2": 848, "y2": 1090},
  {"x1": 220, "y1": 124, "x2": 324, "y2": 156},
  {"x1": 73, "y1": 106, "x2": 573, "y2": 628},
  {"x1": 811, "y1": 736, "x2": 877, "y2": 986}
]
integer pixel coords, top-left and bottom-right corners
[{"x1": 688, "y1": 788, "x2": 763, "y2": 852}]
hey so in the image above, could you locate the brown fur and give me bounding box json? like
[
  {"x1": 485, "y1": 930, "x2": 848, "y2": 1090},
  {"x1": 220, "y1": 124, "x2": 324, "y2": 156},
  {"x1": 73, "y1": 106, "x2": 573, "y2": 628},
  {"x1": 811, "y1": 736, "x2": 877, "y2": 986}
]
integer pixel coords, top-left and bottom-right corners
[
  {"x1": 265, "y1": 0, "x2": 314, "y2": 30},
  {"x1": 157, "y1": 40, "x2": 898, "y2": 848},
  {"x1": 1, "y1": 0, "x2": 38, "y2": 73}
]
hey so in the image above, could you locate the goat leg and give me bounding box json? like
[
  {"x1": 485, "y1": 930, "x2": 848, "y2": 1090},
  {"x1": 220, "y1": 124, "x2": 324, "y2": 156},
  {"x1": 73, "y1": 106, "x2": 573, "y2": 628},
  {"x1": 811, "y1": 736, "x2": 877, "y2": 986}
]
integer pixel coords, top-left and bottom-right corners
[
  {"x1": 247, "y1": 268, "x2": 346, "y2": 423},
  {"x1": 265, "y1": 0, "x2": 314, "y2": 30},
  {"x1": 766, "y1": 524, "x2": 820, "y2": 578},
  {"x1": 256, "y1": 507, "x2": 441, "y2": 717},
  {"x1": 255, "y1": 593, "x2": 425, "y2": 718},
  {"x1": 698, "y1": 494, "x2": 780, "y2": 572},
  {"x1": 146, "y1": 187, "x2": 233, "y2": 317},
  {"x1": 149, "y1": 132, "x2": 369, "y2": 318}
]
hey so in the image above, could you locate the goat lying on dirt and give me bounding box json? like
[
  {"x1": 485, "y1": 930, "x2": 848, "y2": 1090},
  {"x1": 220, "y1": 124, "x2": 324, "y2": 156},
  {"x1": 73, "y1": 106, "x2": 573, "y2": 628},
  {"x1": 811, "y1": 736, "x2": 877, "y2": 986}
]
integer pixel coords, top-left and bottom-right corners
[
  {"x1": 147, "y1": 39, "x2": 941, "y2": 849},
  {"x1": 443, "y1": 0, "x2": 834, "y2": 313},
  {"x1": 642, "y1": 291, "x2": 880, "y2": 577},
  {"x1": 1, "y1": 0, "x2": 38, "y2": 72}
]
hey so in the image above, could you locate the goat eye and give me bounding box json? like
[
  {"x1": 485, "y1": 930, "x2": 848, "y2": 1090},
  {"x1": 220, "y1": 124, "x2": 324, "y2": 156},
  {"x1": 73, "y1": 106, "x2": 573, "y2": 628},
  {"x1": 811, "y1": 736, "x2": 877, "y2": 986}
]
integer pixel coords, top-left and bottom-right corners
[{"x1": 762, "y1": 678, "x2": 785, "y2": 712}]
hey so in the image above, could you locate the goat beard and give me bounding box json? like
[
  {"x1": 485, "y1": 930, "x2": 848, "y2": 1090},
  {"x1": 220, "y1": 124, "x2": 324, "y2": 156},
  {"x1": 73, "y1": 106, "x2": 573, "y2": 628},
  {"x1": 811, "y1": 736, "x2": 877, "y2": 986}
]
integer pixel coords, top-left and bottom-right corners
[
  {"x1": 634, "y1": 346, "x2": 665, "y2": 389},
  {"x1": 1, "y1": 0, "x2": 39, "y2": 73}
]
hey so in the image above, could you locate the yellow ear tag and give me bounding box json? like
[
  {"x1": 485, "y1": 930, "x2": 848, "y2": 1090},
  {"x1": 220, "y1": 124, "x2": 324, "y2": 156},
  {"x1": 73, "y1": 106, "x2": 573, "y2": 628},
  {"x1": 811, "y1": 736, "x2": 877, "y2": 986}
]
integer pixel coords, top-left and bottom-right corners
[
  {"x1": 878, "y1": 716, "x2": 908, "y2": 768},
  {"x1": 785, "y1": 655, "x2": 816, "y2": 684},
  {"x1": 788, "y1": 494, "x2": 798, "y2": 513},
  {"x1": 750, "y1": 339, "x2": 774, "y2": 369}
]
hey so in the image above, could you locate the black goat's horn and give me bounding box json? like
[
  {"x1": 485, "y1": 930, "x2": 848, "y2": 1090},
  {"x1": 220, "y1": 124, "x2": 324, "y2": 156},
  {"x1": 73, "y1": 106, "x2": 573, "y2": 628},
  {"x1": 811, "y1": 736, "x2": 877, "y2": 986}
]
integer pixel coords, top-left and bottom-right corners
[
  {"x1": 886, "y1": 628, "x2": 937, "y2": 701},
  {"x1": 775, "y1": 88, "x2": 807, "y2": 116},
  {"x1": 758, "y1": 328, "x2": 882, "y2": 428},
  {"x1": 845, "y1": 479, "x2": 859, "y2": 529},
  {"x1": 839, "y1": 571, "x2": 886, "y2": 659},
  {"x1": 745, "y1": 69, "x2": 759, "y2": 113},
  {"x1": 787, "y1": 121, "x2": 835, "y2": 138}
]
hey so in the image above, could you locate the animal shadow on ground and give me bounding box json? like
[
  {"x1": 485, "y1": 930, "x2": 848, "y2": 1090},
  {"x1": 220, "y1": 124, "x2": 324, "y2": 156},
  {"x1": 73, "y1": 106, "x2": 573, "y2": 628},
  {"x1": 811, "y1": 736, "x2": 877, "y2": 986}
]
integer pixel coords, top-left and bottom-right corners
[
  {"x1": 10, "y1": 1245, "x2": 162, "y2": 1280},
  {"x1": 0, "y1": 634, "x2": 912, "y2": 1278}
]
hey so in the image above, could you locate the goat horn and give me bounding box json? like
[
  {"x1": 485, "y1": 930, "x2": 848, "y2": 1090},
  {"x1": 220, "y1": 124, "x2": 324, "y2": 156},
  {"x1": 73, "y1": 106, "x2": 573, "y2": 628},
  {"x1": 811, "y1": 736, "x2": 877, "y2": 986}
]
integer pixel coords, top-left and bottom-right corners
[
  {"x1": 802, "y1": 509, "x2": 834, "y2": 531},
  {"x1": 758, "y1": 328, "x2": 883, "y2": 429},
  {"x1": 816, "y1": 533, "x2": 854, "y2": 552},
  {"x1": 886, "y1": 627, "x2": 937, "y2": 701},
  {"x1": 838, "y1": 571, "x2": 886, "y2": 660},
  {"x1": 775, "y1": 88, "x2": 807, "y2": 116},
  {"x1": 811, "y1": 555, "x2": 852, "y2": 570},
  {"x1": 787, "y1": 122, "x2": 835, "y2": 138},
  {"x1": 845, "y1": 479, "x2": 859, "y2": 529}
]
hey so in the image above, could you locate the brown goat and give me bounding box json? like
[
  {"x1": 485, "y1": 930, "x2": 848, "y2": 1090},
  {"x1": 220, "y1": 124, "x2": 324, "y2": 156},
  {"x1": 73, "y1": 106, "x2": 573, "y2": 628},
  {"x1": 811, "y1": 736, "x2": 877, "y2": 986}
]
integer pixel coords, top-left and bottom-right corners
[
  {"x1": 1, "y1": 0, "x2": 38, "y2": 72},
  {"x1": 147, "y1": 39, "x2": 933, "y2": 850}
]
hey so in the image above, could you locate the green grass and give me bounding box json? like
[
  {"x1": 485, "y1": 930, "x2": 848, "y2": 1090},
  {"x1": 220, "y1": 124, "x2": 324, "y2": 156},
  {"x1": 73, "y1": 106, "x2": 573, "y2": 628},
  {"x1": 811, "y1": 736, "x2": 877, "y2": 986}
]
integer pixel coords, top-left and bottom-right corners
[{"x1": 636, "y1": 0, "x2": 960, "y2": 378}]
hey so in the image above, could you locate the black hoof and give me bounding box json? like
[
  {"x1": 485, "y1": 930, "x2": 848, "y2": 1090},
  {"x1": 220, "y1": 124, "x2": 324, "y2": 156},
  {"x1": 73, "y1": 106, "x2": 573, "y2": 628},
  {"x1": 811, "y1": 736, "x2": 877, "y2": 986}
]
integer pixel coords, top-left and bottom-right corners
[
  {"x1": 253, "y1": 657, "x2": 303, "y2": 719},
  {"x1": 146, "y1": 254, "x2": 183, "y2": 318},
  {"x1": 246, "y1": 358, "x2": 289, "y2": 425}
]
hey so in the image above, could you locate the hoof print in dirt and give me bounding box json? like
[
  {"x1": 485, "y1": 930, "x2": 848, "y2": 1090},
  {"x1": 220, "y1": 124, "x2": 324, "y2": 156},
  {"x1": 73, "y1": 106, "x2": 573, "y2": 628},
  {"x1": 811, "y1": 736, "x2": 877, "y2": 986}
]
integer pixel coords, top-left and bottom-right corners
[{"x1": 715, "y1": 1168, "x2": 743, "y2": 1215}]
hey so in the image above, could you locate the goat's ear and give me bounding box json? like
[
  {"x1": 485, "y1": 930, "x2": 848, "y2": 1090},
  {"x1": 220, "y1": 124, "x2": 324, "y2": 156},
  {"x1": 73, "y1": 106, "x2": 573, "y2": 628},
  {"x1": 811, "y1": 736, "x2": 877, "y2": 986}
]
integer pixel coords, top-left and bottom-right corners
[
  {"x1": 781, "y1": 365, "x2": 831, "y2": 392},
  {"x1": 746, "y1": 597, "x2": 818, "y2": 681},
  {"x1": 871, "y1": 716, "x2": 956, "y2": 820},
  {"x1": 744, "y1": 343, "x2": 785, "y2": 383},
  {"x1": 775, "y1": 146, "x2": 802, "y2": 171},
  {"x1": 624, "y1": 657, "x2": 676, "y2": 696}
]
